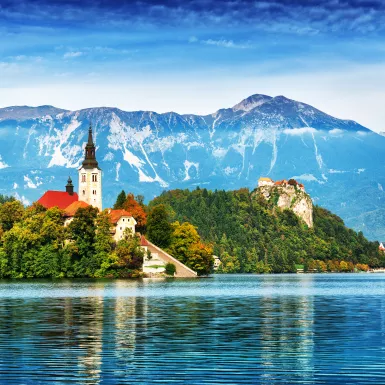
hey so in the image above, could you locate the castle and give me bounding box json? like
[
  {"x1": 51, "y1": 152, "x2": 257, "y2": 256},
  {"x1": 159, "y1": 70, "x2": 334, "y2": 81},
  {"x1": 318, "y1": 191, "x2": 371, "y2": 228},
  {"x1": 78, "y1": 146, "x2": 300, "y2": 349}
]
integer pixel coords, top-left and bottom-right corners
[{"x1": 258, "y1": 177, "x2": 305, "y2": 191}]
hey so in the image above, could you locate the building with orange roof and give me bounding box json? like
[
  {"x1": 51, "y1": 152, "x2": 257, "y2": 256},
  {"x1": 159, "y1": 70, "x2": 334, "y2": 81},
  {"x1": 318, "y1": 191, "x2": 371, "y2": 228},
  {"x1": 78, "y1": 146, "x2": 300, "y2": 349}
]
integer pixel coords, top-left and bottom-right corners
[
  {"x1": 107, "y1": 209, "x2": 137, "y2": 241},
  {"x1": 63, "y1": 200, "x2": 90, "y2": 226},
  {"x1": 258, "y1": 177, "x2": 274, "y2": 187}
]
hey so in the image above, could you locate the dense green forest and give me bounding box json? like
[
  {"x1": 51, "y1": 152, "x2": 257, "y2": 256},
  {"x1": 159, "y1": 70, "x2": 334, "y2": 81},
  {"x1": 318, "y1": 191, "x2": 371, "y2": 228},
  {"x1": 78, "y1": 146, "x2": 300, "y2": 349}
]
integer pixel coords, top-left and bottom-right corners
[
  {"x1": 148, "y1": 187, "x2": 385, "y2": 273},
  {"x1": 0, "y1": 186, "x2": 383, "y2": 278},
  {"x1": 0, "y1": 201, "x2": 144, "y2": 279}
]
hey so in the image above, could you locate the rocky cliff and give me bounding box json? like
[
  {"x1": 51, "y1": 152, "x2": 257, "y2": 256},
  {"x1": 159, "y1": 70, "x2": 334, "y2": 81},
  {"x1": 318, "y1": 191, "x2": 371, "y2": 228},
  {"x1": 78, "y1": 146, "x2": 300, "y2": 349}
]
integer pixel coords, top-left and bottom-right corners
[{"x1": 255, "y1": 180, "x2": 313, "y2": 227}]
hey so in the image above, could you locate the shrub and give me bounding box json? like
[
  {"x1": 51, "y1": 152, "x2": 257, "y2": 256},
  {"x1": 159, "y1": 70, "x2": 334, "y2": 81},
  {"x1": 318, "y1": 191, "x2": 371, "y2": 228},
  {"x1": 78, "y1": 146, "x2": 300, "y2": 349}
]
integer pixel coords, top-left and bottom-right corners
[{"x1": 165, "y1": 262, "x2": 176, "y2": 276}]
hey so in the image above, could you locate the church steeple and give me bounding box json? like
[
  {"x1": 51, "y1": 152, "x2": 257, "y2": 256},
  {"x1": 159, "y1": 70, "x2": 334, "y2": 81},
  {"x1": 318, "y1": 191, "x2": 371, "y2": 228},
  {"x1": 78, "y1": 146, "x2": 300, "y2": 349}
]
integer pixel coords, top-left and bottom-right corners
[
  {"x1": 66, "y1": 176, "x2": 74, "y2": 195},
  {"x1": 82, "y1": 123, "x2": 99, "y2": 169},
  {"x1": 78, "y1": 122, "x2": 103, "y2": 211}
]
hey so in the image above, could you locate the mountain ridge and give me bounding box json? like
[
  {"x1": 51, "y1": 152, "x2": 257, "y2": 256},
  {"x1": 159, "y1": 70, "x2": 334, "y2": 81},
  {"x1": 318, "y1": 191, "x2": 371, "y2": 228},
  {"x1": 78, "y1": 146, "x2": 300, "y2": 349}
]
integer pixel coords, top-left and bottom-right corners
[
  {"x1": 0, "y1": 93, "x2": 383, "y2": 240},
  {"x1": 0, "y1": 94, "x2": 371, "y2": 133}
]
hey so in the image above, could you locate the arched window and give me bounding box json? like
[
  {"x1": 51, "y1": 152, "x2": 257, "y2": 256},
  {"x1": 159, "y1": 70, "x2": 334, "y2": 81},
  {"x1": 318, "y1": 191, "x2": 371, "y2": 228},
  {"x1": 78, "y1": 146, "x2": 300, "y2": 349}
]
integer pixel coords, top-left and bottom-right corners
[{"x1": 83, "y1": 190, "x2": 85, "y2": 195}]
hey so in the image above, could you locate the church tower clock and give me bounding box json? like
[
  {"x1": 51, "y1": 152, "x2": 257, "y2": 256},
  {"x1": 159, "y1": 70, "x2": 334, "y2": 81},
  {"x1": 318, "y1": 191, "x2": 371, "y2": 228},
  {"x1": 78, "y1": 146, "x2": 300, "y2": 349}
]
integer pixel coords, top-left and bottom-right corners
[{"x1": 78, "y1": 124, "x2": 102, "y2": 211}]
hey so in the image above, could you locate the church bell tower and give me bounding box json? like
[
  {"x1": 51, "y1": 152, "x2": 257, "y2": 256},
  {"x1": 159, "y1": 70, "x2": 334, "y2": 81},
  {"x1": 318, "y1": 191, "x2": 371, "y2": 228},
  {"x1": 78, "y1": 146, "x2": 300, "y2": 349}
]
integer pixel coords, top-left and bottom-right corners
[{"x1": 78, "y1": 124, "x2": 102, "y2": 211}]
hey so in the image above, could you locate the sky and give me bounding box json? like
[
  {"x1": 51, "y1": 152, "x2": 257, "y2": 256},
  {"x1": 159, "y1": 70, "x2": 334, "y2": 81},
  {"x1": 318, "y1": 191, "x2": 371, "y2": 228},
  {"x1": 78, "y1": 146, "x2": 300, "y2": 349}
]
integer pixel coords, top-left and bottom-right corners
[{"x1": 1, "y1": 0, "x2": 385, "y2": 131}]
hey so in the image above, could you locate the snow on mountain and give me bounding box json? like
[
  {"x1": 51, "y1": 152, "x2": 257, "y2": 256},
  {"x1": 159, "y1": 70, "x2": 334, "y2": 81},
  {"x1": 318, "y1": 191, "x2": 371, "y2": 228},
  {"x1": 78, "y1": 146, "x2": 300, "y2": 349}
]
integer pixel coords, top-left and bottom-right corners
[{"x1": 0, "y1": 94, "x2": 384, "y2": 240}]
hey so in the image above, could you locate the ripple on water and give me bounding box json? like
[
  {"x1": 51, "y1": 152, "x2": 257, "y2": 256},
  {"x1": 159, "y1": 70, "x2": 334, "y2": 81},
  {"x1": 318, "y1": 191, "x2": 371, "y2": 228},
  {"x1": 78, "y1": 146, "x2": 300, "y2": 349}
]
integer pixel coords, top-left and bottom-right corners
[{"x1": 0, "y1": 274, "x2": 384, "y2": 384}]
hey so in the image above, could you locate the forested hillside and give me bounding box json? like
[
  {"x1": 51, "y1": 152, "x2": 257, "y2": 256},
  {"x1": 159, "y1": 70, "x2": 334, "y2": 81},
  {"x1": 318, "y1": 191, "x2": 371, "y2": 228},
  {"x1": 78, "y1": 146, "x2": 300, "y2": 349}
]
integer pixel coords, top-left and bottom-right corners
[{"x1": 149, "y1": 188, "x2": 384, "y2": 273}]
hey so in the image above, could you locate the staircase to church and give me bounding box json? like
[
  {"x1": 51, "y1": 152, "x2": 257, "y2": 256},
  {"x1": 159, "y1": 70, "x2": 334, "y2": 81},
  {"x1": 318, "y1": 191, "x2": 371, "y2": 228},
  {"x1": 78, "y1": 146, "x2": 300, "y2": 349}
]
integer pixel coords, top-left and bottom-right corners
[{"x1": 144, "y1": 240, "x2": 198, "y2": 278}]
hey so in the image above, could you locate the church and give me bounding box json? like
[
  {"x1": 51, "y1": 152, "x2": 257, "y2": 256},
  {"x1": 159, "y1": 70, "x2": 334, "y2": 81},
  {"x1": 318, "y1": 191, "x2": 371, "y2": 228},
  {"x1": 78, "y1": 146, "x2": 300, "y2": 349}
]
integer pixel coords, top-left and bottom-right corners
[
  {"x1": 37, "y1": 124, "x2": 136, "y2": 241},
  {"x1": 36, "y1": 124, "x2": 198, "y2": 277}
]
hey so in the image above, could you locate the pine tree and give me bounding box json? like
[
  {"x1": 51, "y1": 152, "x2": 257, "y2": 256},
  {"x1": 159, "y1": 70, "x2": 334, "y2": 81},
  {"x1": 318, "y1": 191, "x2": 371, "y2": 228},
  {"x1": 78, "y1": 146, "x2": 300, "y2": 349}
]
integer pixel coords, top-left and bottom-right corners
[
  {"x1": 113, "y1": 190, "x2": 126, "y2": 209},
  {"x1": 147, "y1": 204, "x2": 172, "y2": 248}
]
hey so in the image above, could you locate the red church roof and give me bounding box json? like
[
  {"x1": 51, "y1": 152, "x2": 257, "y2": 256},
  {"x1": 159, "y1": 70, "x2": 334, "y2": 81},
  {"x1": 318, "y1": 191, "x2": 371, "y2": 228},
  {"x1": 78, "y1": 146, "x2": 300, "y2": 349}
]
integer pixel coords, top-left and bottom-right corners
[
  {"x1": 63, "y1": 200, "x2": 89, "y2": 217},
  {"x1": 37, "y1": 191, "x2": 79, "y2": 210}
]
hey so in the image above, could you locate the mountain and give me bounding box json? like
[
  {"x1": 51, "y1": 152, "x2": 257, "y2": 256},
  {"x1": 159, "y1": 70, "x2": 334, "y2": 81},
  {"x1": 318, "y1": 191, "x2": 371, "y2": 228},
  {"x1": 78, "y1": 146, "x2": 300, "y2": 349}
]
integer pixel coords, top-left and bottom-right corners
[{"x1": 0, "y1": 94, "x2": 385, "y2": 240}]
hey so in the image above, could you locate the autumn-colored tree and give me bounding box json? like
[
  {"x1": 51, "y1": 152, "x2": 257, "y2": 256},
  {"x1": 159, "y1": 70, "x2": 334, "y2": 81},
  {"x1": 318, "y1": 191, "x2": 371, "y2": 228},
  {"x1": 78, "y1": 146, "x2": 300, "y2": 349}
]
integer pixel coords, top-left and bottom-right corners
[
  {"x1": 167, "y1": 221, "x2": 213, "y2": 276},
  {"x1": 356, "y1": 263, "x2": 369, "y2": 272},
  {"x1": 123, "y1": 193, "x2": 147, "y2": 232}
]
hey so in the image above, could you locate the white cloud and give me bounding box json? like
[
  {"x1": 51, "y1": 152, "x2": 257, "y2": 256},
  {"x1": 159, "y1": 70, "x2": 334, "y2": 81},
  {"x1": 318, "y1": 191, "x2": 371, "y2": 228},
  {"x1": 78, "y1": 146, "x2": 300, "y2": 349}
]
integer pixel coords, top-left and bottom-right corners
[
  {"x1": 189, "y1": 36, "x2": 251, "y2": 49},
  {"x1": 14, "y1": 192, "x2": 30, "y2": 206},
  {"x1": 291, "y1": 173, "x2": 324, "y2": 183},
  {"x1": 203, "y1": 39, "x2": 250, "y2": 49},
  {"x1": 0, "y1": 155, "x2": 9, "y2": 169},
  {"x1": 63, "y1": 51, "x2": 83, "y2": 59},
  {"x1": 329, "y1": 128, "x2": 344, "y2": 135},
  {"x1": 283, "y1": 127, "x2": 317, "y2": 135},
  {"x1": 24, "y1": 175, "x2": 42, "y2": 189}
]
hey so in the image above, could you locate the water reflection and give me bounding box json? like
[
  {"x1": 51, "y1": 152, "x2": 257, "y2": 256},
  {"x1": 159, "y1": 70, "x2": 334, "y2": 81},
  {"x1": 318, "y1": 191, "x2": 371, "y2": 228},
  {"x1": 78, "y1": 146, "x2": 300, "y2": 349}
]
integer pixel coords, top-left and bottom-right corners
[{"x1": 0, "y1": 275, "x2": 384, "y2": 384}]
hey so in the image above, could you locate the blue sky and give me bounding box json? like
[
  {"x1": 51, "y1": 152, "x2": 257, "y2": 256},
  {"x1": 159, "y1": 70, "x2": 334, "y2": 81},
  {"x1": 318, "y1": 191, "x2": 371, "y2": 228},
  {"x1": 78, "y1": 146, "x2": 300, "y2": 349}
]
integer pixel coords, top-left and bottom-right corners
[{"x1": 1, "y1": 0, "x2": 385, "y2": 131}]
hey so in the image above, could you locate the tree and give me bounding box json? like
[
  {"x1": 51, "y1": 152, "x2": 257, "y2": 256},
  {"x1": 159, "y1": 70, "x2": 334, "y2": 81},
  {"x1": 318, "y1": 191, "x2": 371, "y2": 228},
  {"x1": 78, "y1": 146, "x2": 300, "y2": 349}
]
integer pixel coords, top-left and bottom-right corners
[
  {"x1": 123, "y1": 193, "x2": 147, "y2": 232},
  {"x1": 111, "y1": 231, "x2": 144, "y2": 277},
  {"x1": 166, "y1": 221, "x2": 213, "y2": 275},
  {"x1": 92, "y1": 210, "x2": 114, "y2": 277},
  {"x1": 0, "y1": 200, "x2": 24, "y2": 232},
  {"x1": 67, "y1": 206, "x2": 99, "y2": 276},
  {"x1": 113, "y1": 190, "x2": 126, "y2": 209},
  {"x1": 147, "y1": 204, "x2": 172, "y2": 248}
]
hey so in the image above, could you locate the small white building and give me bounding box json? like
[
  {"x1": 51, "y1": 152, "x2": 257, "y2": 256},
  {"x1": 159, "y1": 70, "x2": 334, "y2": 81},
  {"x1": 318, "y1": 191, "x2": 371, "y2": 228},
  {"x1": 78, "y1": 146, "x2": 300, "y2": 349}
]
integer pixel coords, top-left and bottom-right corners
[
  {"x1": 213, "y1": 255, "x2": 221, "y2": 270},
  {"x1": 258, "y1": 177, "x2": 274, "y2": 187},
  {"x1": 108, "y1": 209, "x2": 137, "y2": 242}
]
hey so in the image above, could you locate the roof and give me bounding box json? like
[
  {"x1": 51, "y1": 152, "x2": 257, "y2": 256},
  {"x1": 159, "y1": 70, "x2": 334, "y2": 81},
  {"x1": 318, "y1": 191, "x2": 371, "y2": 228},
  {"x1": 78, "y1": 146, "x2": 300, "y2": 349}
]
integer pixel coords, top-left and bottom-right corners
[
  {"x1": 140, "y1": 235, "x2": 149, "y2": 247},
  {"x1": 107, "y1": 209, "x2": 135, "y2": 224},
  {"x1": 259, "y1": 177, "x2": 273, "y2": 182},
  {"x1": 37, "y1": 191, "x2": 79, "y2": 210},
  {"x1": 63, "y1": 200, "x2": 89, "y2": 217}
]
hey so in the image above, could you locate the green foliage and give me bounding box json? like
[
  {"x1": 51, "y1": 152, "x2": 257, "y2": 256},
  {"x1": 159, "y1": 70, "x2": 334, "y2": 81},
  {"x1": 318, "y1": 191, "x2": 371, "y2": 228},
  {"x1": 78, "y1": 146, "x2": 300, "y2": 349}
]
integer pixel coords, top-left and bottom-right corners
[
  {"x1": 149, "y1": 187, "x2": 385, "y2": 273},
  {"x1": 0, "y1": 200, "x2": 24, "y2": 232},
  {"x1": 147, "y1": 204, "x2": 173, "y2": 248},
  {"x1": 166, "y1": 221, "x2": 213, "y2": 276},
  {"x1": 0, "y1": 194, "x2": 15, "y2": 205},
  {"x1": 113, "y1": 190, "x2": 126, "y2": 209},
  {"x1": 165, "y1": 262, "x2": 176, "y2": 276},
  {"x1": 0, "y1": 201, "x2": 143, "y2": 279}
]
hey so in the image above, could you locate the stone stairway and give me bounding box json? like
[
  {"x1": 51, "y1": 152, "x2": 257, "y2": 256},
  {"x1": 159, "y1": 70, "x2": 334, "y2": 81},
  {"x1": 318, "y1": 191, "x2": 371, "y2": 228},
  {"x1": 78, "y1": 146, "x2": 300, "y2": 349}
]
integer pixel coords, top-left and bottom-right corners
[{"x1": 141, "y1": 236, "x2": 197, "y2": 278}]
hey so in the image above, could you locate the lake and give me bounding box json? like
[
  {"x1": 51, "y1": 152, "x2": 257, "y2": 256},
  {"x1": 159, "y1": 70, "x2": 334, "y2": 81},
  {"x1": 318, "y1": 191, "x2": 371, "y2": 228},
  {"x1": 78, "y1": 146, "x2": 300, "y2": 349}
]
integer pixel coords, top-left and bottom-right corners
[{"x1": 0, "y1": 274, "x2": 384, "y2": 384}]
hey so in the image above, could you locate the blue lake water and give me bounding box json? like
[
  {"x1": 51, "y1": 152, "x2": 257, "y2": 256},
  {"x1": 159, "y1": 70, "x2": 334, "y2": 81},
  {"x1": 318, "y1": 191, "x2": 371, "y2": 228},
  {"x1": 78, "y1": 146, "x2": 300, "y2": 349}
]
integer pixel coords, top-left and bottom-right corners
[{"x1": 0, "y1": 274, "x2": 384, "y2": 384}]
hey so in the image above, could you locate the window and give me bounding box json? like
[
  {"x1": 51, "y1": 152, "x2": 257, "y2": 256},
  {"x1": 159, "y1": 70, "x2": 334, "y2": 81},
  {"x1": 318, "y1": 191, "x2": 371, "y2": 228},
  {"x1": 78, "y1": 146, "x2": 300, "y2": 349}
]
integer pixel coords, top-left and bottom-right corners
[
  {"x1": 92, "y1": 190, "x2": 96, "y2": 195},
  {"x1": 81, "y1": 174, "x2": 86, "y2": 183},
  {"x1": 120, "y1": 227, "x2": 122, "y2": 230},
  {"x1": 82, "y1": 190, "x2": 85, "y2": 195},
  {"x1": 123, "y1": 219, "x2": 125, "y2": 222},
  {"x1": 92, "y1": 174, "x2": 98, "y2": 182}
]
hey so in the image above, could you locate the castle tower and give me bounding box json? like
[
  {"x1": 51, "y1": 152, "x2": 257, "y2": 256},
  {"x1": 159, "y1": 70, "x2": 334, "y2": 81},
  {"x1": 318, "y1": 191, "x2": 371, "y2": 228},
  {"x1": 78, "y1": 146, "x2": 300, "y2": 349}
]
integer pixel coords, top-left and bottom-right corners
[{"x1": 78, "y1": 124, "x2": 102, "y2": 211}]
